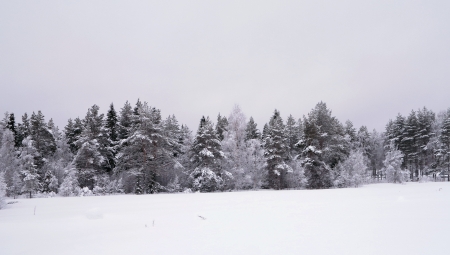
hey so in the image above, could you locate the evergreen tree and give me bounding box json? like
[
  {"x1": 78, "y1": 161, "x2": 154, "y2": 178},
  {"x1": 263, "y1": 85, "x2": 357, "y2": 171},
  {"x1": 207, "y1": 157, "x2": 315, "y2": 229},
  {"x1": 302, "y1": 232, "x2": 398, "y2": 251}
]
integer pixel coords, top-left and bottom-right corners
[
  {"x1": 245, "y1": 116, "x2": 260, "y2": 141},
  {"x1": 29, "y1": 111, "x2": 56, "y2": 169},
  {"x1": 216, "y1": 113, "x2": 228, "y2": 141},
  {"x1": 6, "y1": 113, "x2": 19, "y2": 147},
  {"x1": 344, "y1": 120, "x2": 357, "y2": 142},
  {"x1": 106, "y1": 103, "x2": 118, "y2": 142},
  {"x1": 439, "y1": 116, "x2": 450, "y2": 181},
  {"x1": 285, "y1": 114, "x2": 299, "y2": 158},
  {"x1": 263, "y1": 110, "x2": 291, "y2": 189},
  {"x1": 189, "y1": 116, "x2": 224, "y2": 192},
  {"x1": 116, "y1": 103, "x2": 179, "y2": 194},
  {"x1": 73, "y1": 105, "x2": 111, "y2": 188},
  {"x1": 15, "y1": 113, "x2": 30, "y2": 148},
  {"x1": 118, "y1": 101, "x2": 133, "y2": 140},
  {"x1": 64, "y1": 118, "x2": 84, "y2": 154}
]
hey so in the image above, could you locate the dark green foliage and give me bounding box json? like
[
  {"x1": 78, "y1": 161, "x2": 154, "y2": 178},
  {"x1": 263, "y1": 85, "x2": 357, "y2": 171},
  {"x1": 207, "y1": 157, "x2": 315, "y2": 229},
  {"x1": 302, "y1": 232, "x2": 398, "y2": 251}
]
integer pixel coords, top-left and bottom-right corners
[
  {"x1": 216, "y1": 113, "x2": 228, "y2": 141},
  {"x1": 263, "y1": 110, "x2": 290, "y2": 189},
  {"x1": 106, "y1": 103, "x2": 118, "y2": 142},
  {"x1": 245, "y1": 116, "x2": 260, "y2": 141}
]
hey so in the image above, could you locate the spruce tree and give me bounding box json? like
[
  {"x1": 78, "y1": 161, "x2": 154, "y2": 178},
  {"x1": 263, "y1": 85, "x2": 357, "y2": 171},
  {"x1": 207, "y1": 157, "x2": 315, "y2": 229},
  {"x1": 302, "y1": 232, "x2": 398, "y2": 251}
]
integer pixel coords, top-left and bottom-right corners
[
  {"x1": 216, "y1": 114, "x2": 228, "y2": 141},
  {"x1": 189, "y1": 116, "x2": 224, "y2": 192},
  {"x1": 285, "y1": 114, "x2": 299, "y2": 158},
  {"x1": 263, "y1": 110, "x2": 291, "y2": 189},
  {"x1": 118, "y1": 101, "x2": 133, "y2": 140},
  {"x1": 106, "y1": 103, "x2": 119, "y2": 142},
  {"x1": 6, "y1": 113, "x2": 18, "y2": 147},
  {"x1": 245, "y1": 116, "x2": 260, "y2": 141},
  {"x1": 439, "y1": 116, "x2": 450, "y2": 181},
  {"x1": 30, "y1": 111, "x2": 56, "y2": 170}
]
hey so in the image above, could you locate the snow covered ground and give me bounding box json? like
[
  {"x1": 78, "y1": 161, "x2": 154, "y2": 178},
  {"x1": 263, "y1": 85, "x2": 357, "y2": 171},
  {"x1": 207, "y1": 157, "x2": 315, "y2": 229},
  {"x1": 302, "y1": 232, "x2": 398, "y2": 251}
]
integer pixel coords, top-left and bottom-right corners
[{"x1": 1, "y1": 182, "x2": 449, "y2": 255}]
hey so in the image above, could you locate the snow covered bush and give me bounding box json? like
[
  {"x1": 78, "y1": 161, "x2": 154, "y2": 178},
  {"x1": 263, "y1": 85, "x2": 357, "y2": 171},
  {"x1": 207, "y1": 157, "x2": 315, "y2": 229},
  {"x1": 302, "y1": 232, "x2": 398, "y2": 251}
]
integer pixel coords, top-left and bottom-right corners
[
  {"x1": 166, "y1": 175, "x2": 183, "y2": 193},
  {"x1": 80, "y1": 187, "x2": 93, "y2": 196},
  {"x1": 333, "y1": 150, "x2": 370, "y2": 188},
  {"x1": 59, "y1": 166, "x2": 81, "y2": 197},
  {"x1": 0, "y1": 172, "x2": 7, "y2": 209},
  {"x1": 189, "y1": 167, "x2": 223, "y2": 192},
  {"x1": 384, "y1": 144, "x2": 409, "y2": 183}
]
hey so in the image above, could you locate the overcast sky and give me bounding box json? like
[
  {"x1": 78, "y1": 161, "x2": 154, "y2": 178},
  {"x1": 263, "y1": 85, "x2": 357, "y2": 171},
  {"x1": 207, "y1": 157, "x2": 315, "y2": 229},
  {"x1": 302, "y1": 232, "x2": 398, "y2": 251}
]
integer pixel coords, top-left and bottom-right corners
[{"x1": 1, "y1": 0, "x2": 449, "y2": 132}]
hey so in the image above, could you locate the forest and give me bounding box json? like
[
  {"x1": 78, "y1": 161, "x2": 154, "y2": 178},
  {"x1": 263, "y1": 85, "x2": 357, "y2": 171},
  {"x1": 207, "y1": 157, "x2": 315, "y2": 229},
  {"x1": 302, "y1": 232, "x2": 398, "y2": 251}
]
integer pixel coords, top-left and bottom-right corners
[{"x1": 1, "y1": 101, "x2": 450, "y2": 204}]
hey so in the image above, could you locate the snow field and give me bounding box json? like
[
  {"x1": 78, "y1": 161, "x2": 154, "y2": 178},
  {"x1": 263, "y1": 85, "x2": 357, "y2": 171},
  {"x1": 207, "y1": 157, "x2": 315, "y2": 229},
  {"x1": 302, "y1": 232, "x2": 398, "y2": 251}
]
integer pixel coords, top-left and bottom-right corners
[{"x1": 1, "y1": 182, "x2": 449, "y2": 255}]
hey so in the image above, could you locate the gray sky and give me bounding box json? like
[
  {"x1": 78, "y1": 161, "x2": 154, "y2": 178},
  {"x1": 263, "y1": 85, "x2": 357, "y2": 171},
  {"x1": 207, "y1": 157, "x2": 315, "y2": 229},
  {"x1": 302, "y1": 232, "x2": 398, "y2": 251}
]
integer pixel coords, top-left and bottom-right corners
[{"x1": 1, "y1": 0, "x2": 450, "y2": 132}]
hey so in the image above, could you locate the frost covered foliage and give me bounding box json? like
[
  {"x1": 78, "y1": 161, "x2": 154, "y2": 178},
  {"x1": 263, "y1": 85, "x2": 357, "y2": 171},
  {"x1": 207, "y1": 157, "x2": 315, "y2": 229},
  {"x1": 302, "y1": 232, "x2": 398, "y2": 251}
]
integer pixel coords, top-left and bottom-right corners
[
  {"x1": 384, "y1": 144, "x2": 409, "y2": 183},
  {"x1": 92, "y1": 175, "x2": 124, "y2": 195},
  {"x1": 189, "y1": 167, "x2": 223, "y2": 192},
  {"x1": 334, "y1": 150, "x2": 370, "y2": 188},
  {"x1": 59, "y1": 166, "x2": 81, "y2": 197},
  {"x1": 0, "y1": 172, "x2": 7, "y2": 209},
  {"x1": 221, "y1": 105, "x2": 266, "y2": 190}
]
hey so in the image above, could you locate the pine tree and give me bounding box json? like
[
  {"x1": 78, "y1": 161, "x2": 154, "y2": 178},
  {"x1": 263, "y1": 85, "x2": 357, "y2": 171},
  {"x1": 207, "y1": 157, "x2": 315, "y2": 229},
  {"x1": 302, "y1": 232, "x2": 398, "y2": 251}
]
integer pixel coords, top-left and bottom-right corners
[
  {"x1": 115, "y1": 103, "x2": 179, "y2": 193},
  {"x1": 245, "y1": 116, "x2": 260, "y2": 141},
  {"x1": 29, "y1": 111, "x2": 56, "y2": 169},
  {"x1": 15, "y1": 113, "x2": 30, "y2": 148},
  {"x1": 263, "y1": 110, "x2": 291, "y2": 190},
  {"x1": 285, "y1": 114, "x2": 299, "y2": 158},
  {"x1": 6, "y1": 113, "x2": 19, "y2": 147},
  {"x1": 73, "y1": 105, "x2": 111, "y2": 188},
  {"x1": 344, "y1": 120, "x2": 357, "y2": 142},
  {"x1": 189, "y1": 116, "x2": 224, "y2": 192},
  {"x1": 216, "y1": 113, "x2": 228, "y2": 141},
  {"x1": 439, "y1": 116, "x2": 450, "y2": 181},
  {"x1": 299, "y1": 102, "x2": 348, "y2": 189},
  {"x1": 118, "y1": 101, "x2": 133, "y2": 140},
  {"x1": 106, "y1": 103, "x2": 118, "y2": 142}
]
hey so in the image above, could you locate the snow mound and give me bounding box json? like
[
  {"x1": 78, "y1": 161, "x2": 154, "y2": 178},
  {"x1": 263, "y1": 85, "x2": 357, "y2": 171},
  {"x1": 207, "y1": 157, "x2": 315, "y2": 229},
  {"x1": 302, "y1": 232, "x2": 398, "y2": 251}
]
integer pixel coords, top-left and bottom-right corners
[{"x1": 86, "y1": 208, "x2": 103, "y2": 219}]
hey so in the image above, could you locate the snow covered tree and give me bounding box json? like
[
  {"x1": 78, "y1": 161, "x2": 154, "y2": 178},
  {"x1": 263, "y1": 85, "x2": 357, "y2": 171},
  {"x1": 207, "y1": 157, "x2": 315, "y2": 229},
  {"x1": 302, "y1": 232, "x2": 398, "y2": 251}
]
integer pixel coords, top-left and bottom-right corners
[
  {"x1": 216, "y1": 113, "x2": 228, "y2": 141},
  {"x1": 245, "y1": 116, "x2": 260, "y2": 141},
  {"x1": 221, "y1": 105, "x2": 265, "y2": 190},
  {"x1": 106, "y1": 103, "x2": 119, "y2": 143},
  {"x1": 64, "y1": 117, "x2": 83, "y2": 154},
  {"x1": 439, "y1": 116, "x2": 450, "y2": 181},
  {"x1": 334, "y1": 150, "x2": 370, "y2": 188},
  {"x1": 384, "y1": 142, "x2": 408, "y2": 183},
  {"x1": 118, "y1": 101, "x2": 133, "y2": 140},
  {"x1": 344, "y1": 120, "x2": 357, "y2": 143},
  {"x1": 73, "y1": 105, "x2": 111, "y2": 188},
  {"x1": 285, "y1": 114, "x2": 299, "y2": 158},
  {"x1": 0, "y1": 172, "x2": 6, "y2": 209},
  {"x1": 15, "y1": 113, "x2": 30, "y2": 148},
  {"x1": 29, "y1": 111, "x2": 56, "y2": 169},
  {"x1": 298, "y1": 102, "x2": 348, "y2": 189},
  {"x1": 189, "y1": 116, "x2": 224, "y2": 192},
  {"x1": 116, "y1": 103, "x2": 180, "y2": 194},
  {"x1": 263, "y1": 110, "x2": 291, "y2": 190},
  {"x1": 58, "y1": 165, "x2": 80, "y2": 197},
  {"x1": 0, "y1": 129, "x2": 19, "y2": 196},
  {"x1": 19, "y1": 137, "x2": 40, "y2": 198}
]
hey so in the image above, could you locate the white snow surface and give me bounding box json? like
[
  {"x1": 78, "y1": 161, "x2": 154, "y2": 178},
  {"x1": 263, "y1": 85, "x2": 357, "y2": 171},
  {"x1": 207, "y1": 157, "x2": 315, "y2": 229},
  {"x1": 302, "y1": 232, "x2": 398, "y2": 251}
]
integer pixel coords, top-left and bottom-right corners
[{"x1": 1, "y1": 182, "x2": 450, "y2": 255}]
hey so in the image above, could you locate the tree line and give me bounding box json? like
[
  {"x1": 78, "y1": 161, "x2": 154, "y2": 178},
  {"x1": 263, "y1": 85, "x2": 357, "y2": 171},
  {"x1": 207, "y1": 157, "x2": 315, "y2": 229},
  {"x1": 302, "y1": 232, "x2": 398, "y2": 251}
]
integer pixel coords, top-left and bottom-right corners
[{"x1": 1, "y1": 100, "x2": 450, "y2": 201}]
